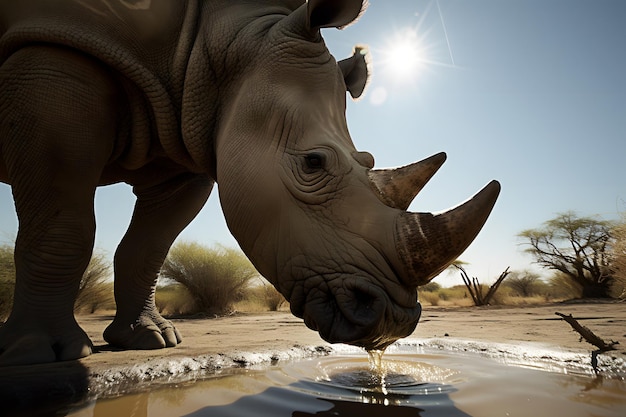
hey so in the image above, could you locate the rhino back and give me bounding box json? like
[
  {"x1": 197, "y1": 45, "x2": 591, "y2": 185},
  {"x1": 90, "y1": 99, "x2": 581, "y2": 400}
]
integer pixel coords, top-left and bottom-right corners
[{"x1": 0, "y1": 0, "x2": 201, "y2": 168}]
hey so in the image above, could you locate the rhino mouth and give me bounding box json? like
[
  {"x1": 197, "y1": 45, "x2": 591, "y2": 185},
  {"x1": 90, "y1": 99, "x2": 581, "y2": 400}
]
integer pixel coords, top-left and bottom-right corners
[{"x1": 291, "y1": 276, "x2": 422, "y2": 350}]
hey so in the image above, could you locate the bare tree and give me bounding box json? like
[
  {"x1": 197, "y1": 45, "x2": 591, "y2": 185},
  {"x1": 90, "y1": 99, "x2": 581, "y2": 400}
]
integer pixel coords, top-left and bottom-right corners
[
  {"x1": 454, "y1": 265, "x2": 510, "y2": 306},
  {"x1": 519, "y1": 212, "x2": 615, "y2": 298}
]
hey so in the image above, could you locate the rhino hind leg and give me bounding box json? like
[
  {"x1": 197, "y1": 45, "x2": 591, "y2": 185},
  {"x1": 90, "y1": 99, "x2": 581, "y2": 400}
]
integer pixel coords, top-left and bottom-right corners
[
  {"x1": 103, "y1": 310, "x2": 182, "y2": 350},
  {"x1": 0, "y1": 46, "x2": 119, "y2": 364},
  {"x1": 104, "y1": 174, "x2": 213, "y2": 350}
]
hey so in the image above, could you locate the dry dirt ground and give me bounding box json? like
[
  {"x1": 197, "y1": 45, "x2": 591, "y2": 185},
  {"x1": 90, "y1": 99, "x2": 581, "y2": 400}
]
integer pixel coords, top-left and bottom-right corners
[{"x1": 2, "y1": 301, "x2": 625, "y2": 412}]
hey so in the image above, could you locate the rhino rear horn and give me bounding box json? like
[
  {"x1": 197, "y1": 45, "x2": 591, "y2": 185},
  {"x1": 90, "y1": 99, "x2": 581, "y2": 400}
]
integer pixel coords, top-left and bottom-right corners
[
  {"x1": 395, "y1": 180, "x2": 501, "y2": 286},
  {"x1": 368, "y1": 152, "x2": 447, "y2": 210}
]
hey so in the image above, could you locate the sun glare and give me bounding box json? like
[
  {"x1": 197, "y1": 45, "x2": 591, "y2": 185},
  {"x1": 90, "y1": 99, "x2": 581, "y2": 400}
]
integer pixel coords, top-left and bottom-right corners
[
  {"x1": 367, "y1": 2, "x2": 457, "y2": 105},
  {"x1": 384, "y1": 29, "x2": 427, "y2": 80}
]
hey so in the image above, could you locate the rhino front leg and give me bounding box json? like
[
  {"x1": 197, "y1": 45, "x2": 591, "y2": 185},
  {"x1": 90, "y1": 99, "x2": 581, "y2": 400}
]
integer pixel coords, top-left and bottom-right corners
[
  {"x1": 103, "y1": 174, "x2": 213, "y2": 350},
  {"x1": 0, "y1": 46, "x2": 118, "y2": 365}
]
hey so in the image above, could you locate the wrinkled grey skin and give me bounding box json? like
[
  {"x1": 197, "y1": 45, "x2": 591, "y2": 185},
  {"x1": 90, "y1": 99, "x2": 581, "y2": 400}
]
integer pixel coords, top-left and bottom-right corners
[{"x1": 0, "y1": 0, "x2": 499, "y2": 366}]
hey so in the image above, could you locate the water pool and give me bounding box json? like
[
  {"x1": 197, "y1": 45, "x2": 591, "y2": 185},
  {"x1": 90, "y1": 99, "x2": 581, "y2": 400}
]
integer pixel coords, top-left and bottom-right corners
[{"x1": 64, "y1": 347, "x2": 625, "y2": 417}]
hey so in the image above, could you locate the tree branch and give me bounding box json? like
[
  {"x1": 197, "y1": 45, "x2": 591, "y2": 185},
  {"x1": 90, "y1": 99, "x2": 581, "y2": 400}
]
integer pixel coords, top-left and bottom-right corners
[
  {"x1": 483, "y1": 266, "x2": 510, "y2": 304},
  {"x1": 455, "y1": 265, "x2": 480, "y2": 306},
  {"x1": 555, "y1": 312, "x2": 618, "y2": 352}
]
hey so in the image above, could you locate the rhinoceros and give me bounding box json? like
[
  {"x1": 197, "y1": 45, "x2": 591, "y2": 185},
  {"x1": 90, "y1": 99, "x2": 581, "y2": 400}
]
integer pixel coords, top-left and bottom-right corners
[{"x1": 0, "y1": 0, "x2": 500, "y2": 365}]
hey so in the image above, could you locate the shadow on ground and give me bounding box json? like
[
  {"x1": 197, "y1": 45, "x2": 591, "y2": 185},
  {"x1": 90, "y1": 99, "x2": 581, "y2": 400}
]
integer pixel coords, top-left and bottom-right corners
[{"x1": 1, "y1": 359, "x2": 89, "y2": 416}]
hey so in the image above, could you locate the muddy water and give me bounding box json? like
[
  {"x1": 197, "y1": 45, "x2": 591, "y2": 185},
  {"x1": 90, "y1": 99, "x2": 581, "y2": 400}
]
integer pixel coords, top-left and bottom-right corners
[{"x1": 65, "y1": 350, "x2": 625, "y2": 417}]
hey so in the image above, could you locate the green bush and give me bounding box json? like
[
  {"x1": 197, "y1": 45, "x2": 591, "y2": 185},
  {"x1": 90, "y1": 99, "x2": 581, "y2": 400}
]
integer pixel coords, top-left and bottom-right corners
[{"x1": 160, "y1": 241, "x2": 259, "y2": 316}]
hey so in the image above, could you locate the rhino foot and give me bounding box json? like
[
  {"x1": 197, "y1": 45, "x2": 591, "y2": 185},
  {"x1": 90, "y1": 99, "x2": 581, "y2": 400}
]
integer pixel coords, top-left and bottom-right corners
[
  {"x1": 103, "y1": 310, "x2": 182, "y2": 350},
  {"x1": 0, "y1": 320, "x2": 93, "y2": 366}
]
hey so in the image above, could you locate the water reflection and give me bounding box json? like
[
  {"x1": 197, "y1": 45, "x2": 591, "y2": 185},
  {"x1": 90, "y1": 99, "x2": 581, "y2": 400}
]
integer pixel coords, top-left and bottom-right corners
[
  {"x1": 293, "y1": 398, "x2": 427, "y2": 417},
  {"x1": 564, "y1": 375, "x2": 626, "y2": 410},
  {"x1": 1, "y1": 359, "x2": 89, "y2": 417},
  {"x1": 182, "y1": 384, "x2": 472, "y2": 417},
  {"x1": 93, "y1": 392, "x2": 148, "y2": 417}
]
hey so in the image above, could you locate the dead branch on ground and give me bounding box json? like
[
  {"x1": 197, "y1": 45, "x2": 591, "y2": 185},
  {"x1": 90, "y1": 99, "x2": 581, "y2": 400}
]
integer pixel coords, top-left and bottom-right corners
[
  {"x1": 555, "y1": 311, "x2": 619, "y2": 372},
  {"x1": 555, "y1": 312, "x2": 618, "y2": 352}
]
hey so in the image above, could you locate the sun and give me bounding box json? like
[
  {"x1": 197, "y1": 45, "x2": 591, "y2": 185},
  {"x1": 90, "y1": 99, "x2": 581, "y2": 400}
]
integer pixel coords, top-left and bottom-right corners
[
  {"x1": 367, "y1": 28, "x2": 430, "y2": 105},
  {"x1": 384, "y1": 28, "x2": 427, "y2": 80}
]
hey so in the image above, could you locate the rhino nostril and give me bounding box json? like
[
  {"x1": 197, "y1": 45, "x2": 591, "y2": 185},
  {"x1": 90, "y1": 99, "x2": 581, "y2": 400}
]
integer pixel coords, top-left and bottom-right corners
[
  {"x1": 340, "y1": 284, "x2": 386, "y2": 326},
  {"x1": 353, "y1": 288, "x2": 377, "y2": 312}
]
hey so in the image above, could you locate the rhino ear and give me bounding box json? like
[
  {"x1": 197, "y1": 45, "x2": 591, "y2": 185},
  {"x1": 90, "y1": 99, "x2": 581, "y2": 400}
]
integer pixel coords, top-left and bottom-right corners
[
  {"x1": 338, "y1": 46, "x2": 370, "y2": 99},
  {"x1": 307, "y1": 0, "x2": 367, "y2": 30}
]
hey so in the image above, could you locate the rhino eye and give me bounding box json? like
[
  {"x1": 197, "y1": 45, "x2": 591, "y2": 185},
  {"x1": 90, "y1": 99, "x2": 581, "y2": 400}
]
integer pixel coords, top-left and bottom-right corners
[{"x1": 304, "y1": 153, "x2": 325, "y2": 170}]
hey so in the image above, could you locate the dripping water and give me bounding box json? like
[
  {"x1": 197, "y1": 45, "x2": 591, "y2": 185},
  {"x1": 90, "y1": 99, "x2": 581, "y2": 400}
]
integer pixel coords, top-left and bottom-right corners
[
  {"x1": 366, "y1": 348, "x2": 388, "y2": 394},
  {"x1": 367, "y1": 348, "x2": 386, "y2": 373}
]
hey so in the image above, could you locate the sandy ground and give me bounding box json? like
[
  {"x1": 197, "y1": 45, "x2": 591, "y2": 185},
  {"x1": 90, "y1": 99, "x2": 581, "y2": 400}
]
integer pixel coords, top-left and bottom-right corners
[
  {"x1": 417, "y1": 301, "x2": 626, "y2": 354},
  {"x1": 2, "y1": 301, "x2": 625, "y2": 411},
  {"x1": 80, "y1": 301, "x2": 626, "y2": 367}
]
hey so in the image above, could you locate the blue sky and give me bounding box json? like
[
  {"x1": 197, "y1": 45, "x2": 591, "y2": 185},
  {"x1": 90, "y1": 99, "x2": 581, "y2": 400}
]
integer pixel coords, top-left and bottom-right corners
[{"x1": 1, "y1": 0, "x2": 625, "y2": 287}]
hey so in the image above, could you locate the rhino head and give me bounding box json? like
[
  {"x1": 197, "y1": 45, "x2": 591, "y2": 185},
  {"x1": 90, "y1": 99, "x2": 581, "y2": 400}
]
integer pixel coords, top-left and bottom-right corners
[{"x1": 214, "y1": 0, "x2": 500, "y2": 350}]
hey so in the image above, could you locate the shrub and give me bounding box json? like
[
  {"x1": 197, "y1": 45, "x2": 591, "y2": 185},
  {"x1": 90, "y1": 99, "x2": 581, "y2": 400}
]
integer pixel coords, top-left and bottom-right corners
[
  {"x1": 548, "y1": 272, "x2": 583, "y2": 299},
  {"x1": 504, "y1": 270, "x2": 543, "y2": 297},
  {"x1": 487, "y1": 286, "x2": 513, "y2": 306},
  {"x1": 438, "y1": 285, "x2": 469, "y2": 301},
  {"x1": 245, "y1": 278, "x2": 286, "y2": 311},
  {"x1": 155, "y1": 283, "x2": 196, "y2": 316},
  {"x1": 74, "y1": 252, "x2": 115, "y2": 313},
  {"x1": 419, "y1": 290, "x2": 440, "y2": 306},
  {"x1": 610, "y1": 214, "x2": 626, "y2": 298},
  {"x1": 420, "y1": 282, "x2": 441, "y2": 292},
  {"x1": 0, "y1": 245, "x2": 15, "y2": 321},
  {"x1": 160, "y1": 241, "x2": 259, "y2": 316}
]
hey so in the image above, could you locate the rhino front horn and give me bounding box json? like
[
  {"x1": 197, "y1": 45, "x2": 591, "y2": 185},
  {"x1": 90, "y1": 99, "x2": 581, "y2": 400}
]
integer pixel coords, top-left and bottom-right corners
[
  {"x1": 395, "y1": 180, "x2": 501, "y2": 287},
  {"x1": 368, "y1": 152, "x2": 447, "y2": 210}
]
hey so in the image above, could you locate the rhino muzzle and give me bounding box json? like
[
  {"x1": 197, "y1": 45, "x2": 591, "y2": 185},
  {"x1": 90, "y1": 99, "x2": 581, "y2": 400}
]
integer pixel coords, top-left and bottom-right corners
[{"x1": 299, "y1": 278, "x2": 422, "y2": 350}]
